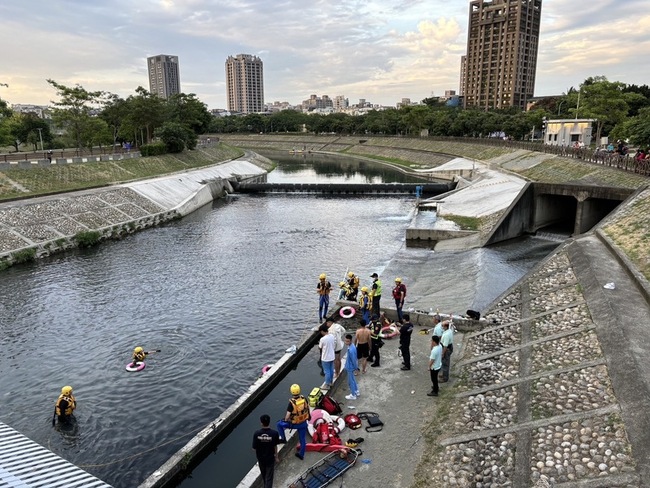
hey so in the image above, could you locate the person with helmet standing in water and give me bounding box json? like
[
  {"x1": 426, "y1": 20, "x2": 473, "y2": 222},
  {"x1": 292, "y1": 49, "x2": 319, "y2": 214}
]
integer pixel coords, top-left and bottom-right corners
[
  {"x1": 370, "y1": 272, "x2": 382, "y2": 317},
  {"x1": 131, "y1": 346, "x2": 160, "y2": 366},
  {"x1": 347, "y1": 271, "x2": 360, "y2": 301},
  {"x1": 392, "y1": 277, "x2": 407, "y2": 322},
  {"x1": 277, "y1": 384, "x2": 311, "y2": 460},
  {"x1": 53, "y1": 385, "x2": 76, "y2": 425},
  {"x1": 358, "y1": 286, "x2": 372, "y2": 325},
  {"x1": 317, "y1": 273, "x2": 332, "y2": 322}
]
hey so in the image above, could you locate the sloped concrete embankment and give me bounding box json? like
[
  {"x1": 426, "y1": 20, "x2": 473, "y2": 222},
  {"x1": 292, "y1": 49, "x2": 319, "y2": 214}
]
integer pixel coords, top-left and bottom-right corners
[{"x1": 0, "y1": 160, "x2": 267, "y2": 268}]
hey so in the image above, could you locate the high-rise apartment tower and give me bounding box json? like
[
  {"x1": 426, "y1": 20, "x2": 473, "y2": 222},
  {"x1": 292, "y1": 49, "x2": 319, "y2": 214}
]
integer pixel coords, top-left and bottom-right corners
[
  {"x1": 147, "y1": 55, "x2": 181, "y2": 99},
  {"x1": 225, "y1": 54, "x2": 264, "y2": 114},
  {"x1": 461, "y1": 0, "x2": 542, "y2": 110}
]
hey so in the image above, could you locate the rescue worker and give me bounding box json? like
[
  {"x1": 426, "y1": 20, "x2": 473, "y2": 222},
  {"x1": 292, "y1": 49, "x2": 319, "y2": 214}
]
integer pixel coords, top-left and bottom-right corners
[
  {"x1": 54, "y1": 385, "x2": 76, "y2": 425},
  {"x1": 358, "y1": 286, "x2": 372, "y2": 325},
  {"x1": 370, "y1": 272, "x2": 382, "y2": 317},
  {"x1": 392, "y1": 277, "x2": 407, "y2": 322},
  {"x1": 317, "y1": 273, "x2": 332, "y2": 322},
  {"x1": 368, "y1": 315, "x2": 382, "y2": 368},
  {"x1": 132, "y1": 346, "x2": 147, "y2": 363},
  {"x1": 277, "y1": 384, "x2": 310, "y2": 460},
  {"x1": 338, "y1": 281, "x2": 351, "y2": 300},
  {"x1": 347, "y1": 271, "x2": 360, "y2": 301}
]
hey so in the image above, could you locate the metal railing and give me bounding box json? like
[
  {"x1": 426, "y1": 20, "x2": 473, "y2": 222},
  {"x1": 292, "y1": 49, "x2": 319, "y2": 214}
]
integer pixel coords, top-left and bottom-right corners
[{"x1": 1, "y1": 145, "x2": 136, "y2": 163}]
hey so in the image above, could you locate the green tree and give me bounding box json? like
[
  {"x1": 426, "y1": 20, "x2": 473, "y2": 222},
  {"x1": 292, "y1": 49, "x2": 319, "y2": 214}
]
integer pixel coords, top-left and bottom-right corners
[
  {"x1": 612, "y1": 107, "x2": 650, "y2": 148},
  {"x1": 47, "y1": 79, "x2": 105, "y2": 150},
  {"x1": 166, "y1": 93, "x2": 212, "y2": 134},
  {"x1": 6, "y1": 113, "x2": 52, "y2": 152},
  {"x1": 156, "y1": 122, "x2": 196, "y2": 153},
  {"x1": 100, "y1": 94, "x2": 129, "y2": 148},
  {"x1": 122, "y1": 87, "x2": 166, "y2": 146}
]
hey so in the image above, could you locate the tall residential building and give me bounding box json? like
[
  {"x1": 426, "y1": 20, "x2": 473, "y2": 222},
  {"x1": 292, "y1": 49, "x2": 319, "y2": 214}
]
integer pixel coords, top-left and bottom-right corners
[
  {"x1": 147, "y1": 55, "x2": 181, "y2": 99},
  {"x1": 225, "y1": 54, "x2": 264, "y2": 114},
  {"x1": 461, "y1": 0, "x2": 542, "y2": 110}
]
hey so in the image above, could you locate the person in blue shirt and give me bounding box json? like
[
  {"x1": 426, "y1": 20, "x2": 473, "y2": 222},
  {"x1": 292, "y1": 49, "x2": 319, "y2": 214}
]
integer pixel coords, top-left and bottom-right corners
[
  {"x1": 344, "y1": 334, "x2": 360, "y2": 400},
  {"x1": 428, "y1": 335, "x2": 442, "y2": 397}
]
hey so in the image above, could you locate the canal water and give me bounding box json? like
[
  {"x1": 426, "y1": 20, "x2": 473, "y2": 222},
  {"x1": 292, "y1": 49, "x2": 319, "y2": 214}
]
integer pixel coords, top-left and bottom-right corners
[{"x1": 0, "y1": 153, "x2": 558, "y2": 487}]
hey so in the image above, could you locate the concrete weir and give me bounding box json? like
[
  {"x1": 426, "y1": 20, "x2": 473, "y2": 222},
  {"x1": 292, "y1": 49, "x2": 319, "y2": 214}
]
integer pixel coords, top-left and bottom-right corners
[{"x1": 233, "y1": 182, "x2": 453, "y2": 196}]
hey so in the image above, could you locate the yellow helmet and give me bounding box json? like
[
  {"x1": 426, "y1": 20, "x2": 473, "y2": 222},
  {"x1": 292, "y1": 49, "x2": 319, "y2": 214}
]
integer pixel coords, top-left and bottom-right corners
[
  {"x1": 290, "y1": 384, "x2": 301, "y2": 395},
  {"x1": 348, "y1": 272, "x2": 354, "y2": 278},
  {"x1": 61, "y1": 386, "x2": 73, "y2": 396},
  {"x1": 319, "y1": 273, "x2": 326, "y2": 280},
  {"x1": 361, "y1": 286, "x2": 369, "y2": 293},
  {"x1": 339, "y1": 281, "x2": 346, "y2": 287},
  {"x1": 395, "y1": 277, "x2": 402, "y2": 283},
  {"x1": 134, "y1": 346, "x2": 144, "y2": 354}
]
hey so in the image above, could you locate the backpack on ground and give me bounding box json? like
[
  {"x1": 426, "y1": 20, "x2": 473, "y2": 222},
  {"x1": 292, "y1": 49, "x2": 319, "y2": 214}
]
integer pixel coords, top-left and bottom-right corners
[
  {"x1": 358, "y1": 412, "x2": 384, "y2": 432},
  {"x1": 319, "y1": 394, "x2": 343, "y2": 415}
]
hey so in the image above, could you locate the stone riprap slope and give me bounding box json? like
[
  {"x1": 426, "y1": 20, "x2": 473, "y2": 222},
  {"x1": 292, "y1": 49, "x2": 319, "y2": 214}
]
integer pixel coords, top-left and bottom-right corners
[{"x1": 424, "y1": 250, "x2": 637, "y2": 487}]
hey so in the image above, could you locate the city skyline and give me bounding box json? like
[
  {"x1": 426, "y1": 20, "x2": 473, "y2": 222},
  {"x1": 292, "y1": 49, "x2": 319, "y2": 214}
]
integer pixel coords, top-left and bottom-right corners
[{"x1": 1, "y1": 0, "x2": 648, "y2": 109}]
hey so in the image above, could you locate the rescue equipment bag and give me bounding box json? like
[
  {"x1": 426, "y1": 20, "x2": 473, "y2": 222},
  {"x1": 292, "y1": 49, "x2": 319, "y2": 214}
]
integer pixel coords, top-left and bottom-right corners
[
  {"x1": 319, "y1": 395, "x2": 343, "y2": 415},
  {"x1": 358, "y1": 412, "x2": 384, "y2": 432},
  {"x1": 308, "y1": 387, "x2": 324, "y2": 408}
]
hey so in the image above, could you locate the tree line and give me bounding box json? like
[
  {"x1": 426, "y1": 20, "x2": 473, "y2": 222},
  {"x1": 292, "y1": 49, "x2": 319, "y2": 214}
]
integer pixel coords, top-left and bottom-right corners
[{"x1": 1, "y1": 75, "x2": 649, "y2": 155}]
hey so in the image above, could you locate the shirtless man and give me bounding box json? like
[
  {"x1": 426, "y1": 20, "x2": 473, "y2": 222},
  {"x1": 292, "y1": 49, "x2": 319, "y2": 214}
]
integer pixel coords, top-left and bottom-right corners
[{"x1": 354, "y1": 319, "x2": 372, "y2": 374}]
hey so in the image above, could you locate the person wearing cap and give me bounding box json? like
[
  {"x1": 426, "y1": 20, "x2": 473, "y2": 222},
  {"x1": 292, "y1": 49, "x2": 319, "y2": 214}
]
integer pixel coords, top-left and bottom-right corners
[
  {"x1": 370, "y1": 273, "x2": 382, "y2": 317},
  {"x1": 358, "y1": 286, "x2": 372, "y2": 325},
  {"x1": 277, "y1": 384, "x2": 310, "y2": 460},
  {"x1": 317, "y1": 273, "x2": 332, "y2": 322},
  {"x1": 347, "y1": 272, "x2": 360, "y2": 301},
  {"x1": 252, "y1": 414, "x2": 280, "y2": 488},
  {"x1": 392, "y1": 277, "x2": 407, "y2": 322},
  {"x1": 368, "y1": 315, "x2": 382, "y2": 368},
  {"x1": 53, "y1": 385, "x2": 76, "y2": 425}
]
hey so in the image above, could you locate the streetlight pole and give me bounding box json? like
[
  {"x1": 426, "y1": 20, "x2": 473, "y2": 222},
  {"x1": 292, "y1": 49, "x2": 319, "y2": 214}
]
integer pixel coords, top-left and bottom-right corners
[
  {"x1": 557, "y1": 100, "x2": 565, "y2": 116},
  {"x1": 36, "y1": 128, "x2": 44, "y2": 159}
]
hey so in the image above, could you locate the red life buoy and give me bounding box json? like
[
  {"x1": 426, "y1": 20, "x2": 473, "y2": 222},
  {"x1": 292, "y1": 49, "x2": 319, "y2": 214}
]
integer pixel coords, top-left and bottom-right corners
[{"x1": 339, "y1": 306, "x2": 356, "y2": 319}]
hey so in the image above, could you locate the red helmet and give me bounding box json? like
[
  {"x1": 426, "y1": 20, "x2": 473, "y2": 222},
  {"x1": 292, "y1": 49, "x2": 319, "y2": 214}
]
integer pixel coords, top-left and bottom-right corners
[{"x1": 344, "y1": 414, "x2": 362, "y2": 430}]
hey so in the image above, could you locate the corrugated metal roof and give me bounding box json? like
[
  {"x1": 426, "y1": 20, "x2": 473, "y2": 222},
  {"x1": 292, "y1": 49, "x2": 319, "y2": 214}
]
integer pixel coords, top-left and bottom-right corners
[{"x1": 0, "y1": 422, "x2": 112, "y2": 487}]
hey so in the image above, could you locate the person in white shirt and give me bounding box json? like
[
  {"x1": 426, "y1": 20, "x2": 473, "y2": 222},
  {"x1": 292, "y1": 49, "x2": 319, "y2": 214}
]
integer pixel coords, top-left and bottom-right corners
[
  {"x1": 318, "y1": 324, "x2": 336, "y2": 390},
  {"x1": 326, "y1": 318, "x2": 346, "y2": 379}
]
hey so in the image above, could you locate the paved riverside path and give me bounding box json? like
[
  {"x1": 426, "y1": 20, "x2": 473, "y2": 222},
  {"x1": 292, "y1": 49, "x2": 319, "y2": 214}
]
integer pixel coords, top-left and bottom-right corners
[{"x1": 268, "y1": 231, "x2": 650, "y2": 487}]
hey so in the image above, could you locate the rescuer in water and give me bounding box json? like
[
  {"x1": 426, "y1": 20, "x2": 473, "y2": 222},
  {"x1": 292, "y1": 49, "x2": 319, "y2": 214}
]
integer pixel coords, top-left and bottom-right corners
[
  {"x1": 277, "y1": 384, "x2": 310, "y2": 460},
  {"x1": 53, "y1": 385, "x2": 76, "y2": 425}
]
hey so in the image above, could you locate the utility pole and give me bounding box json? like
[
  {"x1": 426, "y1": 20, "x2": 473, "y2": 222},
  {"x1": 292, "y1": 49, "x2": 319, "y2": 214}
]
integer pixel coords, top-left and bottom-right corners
[{"x1": 36, "y1": 128, "x2": 44, "y2": 159}]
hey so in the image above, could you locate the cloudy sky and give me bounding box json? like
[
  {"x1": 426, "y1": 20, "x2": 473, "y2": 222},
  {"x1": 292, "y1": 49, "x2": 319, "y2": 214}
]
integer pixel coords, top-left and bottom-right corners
[{"x1": 1, "y1": 0, "x2": 648, "y2": 109}]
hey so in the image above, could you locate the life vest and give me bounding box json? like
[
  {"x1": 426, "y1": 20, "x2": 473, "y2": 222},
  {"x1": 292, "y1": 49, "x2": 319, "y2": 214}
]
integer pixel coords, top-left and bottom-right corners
[
  {"x1": 372, "y1": 280, "x2": 382, "y2": 297},
  {"x1": 348, "y1": 276, "x2": 359, "y2": 290},
  {"x1": 55, "y1": 394, "x2": 76, "y2": 417},
  {"x1": 289, "y1": 396, "x2": 310, "y2": 424},
  {"x1": 317, "y1": 280, "x2": 332, "y2": 296},
  {"x1": 370, "y1": 321, "x2": 381, "y2": 340},
  {"x1": 392, "y1": 283, "x2": 406, "y2": 300},
  {"x1": 359, "y1": 294, "x2": 371, "y2": 310},
  {"x1": 133, "y1": 351, "x2": 146, "y2": 362}
]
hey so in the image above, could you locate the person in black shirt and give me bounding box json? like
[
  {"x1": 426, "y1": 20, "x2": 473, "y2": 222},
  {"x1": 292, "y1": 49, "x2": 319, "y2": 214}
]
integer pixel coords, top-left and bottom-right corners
[
  {"x1": 399, "y1": 314, "x2": 414, "y2": 370},
  {"x1": 252, "y1": 414, "x2": 280, "y2": 488}
]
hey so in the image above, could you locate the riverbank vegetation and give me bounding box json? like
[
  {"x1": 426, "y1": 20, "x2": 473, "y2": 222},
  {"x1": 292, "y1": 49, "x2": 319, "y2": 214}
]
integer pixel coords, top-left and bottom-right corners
[{"x1": 0, "y1": 144, "x2": 243, "y2": 201}]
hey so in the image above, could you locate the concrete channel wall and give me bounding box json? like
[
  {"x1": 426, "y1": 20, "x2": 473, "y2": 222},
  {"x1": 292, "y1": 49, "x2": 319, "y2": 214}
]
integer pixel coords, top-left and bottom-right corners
[{"x1": 0, "y1": 160, "x2": 269, "y2": 267}]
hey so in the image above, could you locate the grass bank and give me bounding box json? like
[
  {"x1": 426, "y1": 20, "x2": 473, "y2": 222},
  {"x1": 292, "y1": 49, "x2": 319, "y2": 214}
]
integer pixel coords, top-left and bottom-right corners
[{"x1": 0, "y1": 144, "x2": 244, "y2": 201}]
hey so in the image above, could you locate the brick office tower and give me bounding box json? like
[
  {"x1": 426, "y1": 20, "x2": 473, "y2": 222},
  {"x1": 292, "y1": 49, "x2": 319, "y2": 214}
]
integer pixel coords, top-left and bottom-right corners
[
  {"x1": 461, "y1": 0, "x2": 542, "y2": 110},
  {"x1": 225, "y1": 54, "x2": 265, "y2": 114},
  {"x1": 147, "y1": 55, "x2": 181, "y2": 99}
]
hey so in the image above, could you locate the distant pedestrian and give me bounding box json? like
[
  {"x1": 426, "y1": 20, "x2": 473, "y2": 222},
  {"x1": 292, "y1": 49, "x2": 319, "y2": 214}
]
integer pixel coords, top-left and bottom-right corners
[
  {"x1": 428, "y1": 335, "x2": 442, "y2": 397},
  {"x1": 358, "y1": 286, "x2": 372, "y2": 325},
  {"x1": 354, "y1": 319, "x2": 371, "y2": 374},
  {"x1": 368, "y1": 315, "x2": 382, "y2": 368},
  {"x1": 370, "y1": 273, "x2": 382, "y2": 317},
  {"x1": 344, "y1": 334, "x2": 360, "y2": 400},
  {"x1": 47, "y1": 150, "x2": 52, "y2": 162},
  {"x1": 440, "y1": 320, "x2": 454, "y2": 382},
  {"x1": 252, "y1": 414, "x2": 280, "y2": 488},
  {"x1": 398, "y1": 314, "x2": 414, "y2": 370},
  {"x1": 53, "y1": 385, "x2": 76, "y2": 426},
  {"x1": 392, "y1": 278, "x2": 406, "y2": 321},
  {"x1": 347, "y1": 272, "x2": 360, "y2": 301},
  {"x1": 319, "y1": 324, "x2": 336, "y2": 390},
  {"x1": 317, "y1": 273, "x2": 332, "y2": 322},
  {"x1": 277, "y1": 384, "x2": 310, "y2": 460}
]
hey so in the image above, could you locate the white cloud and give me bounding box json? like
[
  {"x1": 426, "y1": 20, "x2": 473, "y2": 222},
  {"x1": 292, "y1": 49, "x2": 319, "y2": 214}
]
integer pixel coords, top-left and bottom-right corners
[{"x1": 0, "y1": 0, "x2": 648, "y2": 109}]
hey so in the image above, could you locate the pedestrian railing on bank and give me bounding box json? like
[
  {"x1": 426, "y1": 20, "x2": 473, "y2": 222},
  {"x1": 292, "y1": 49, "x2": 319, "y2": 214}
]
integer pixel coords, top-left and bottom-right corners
[
  {"x1": 0, "y1": 146, "x2": 137, "y2": 163},
  {"x1": 422, "y1": 136, "x2": 650, "y2": 177}
]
